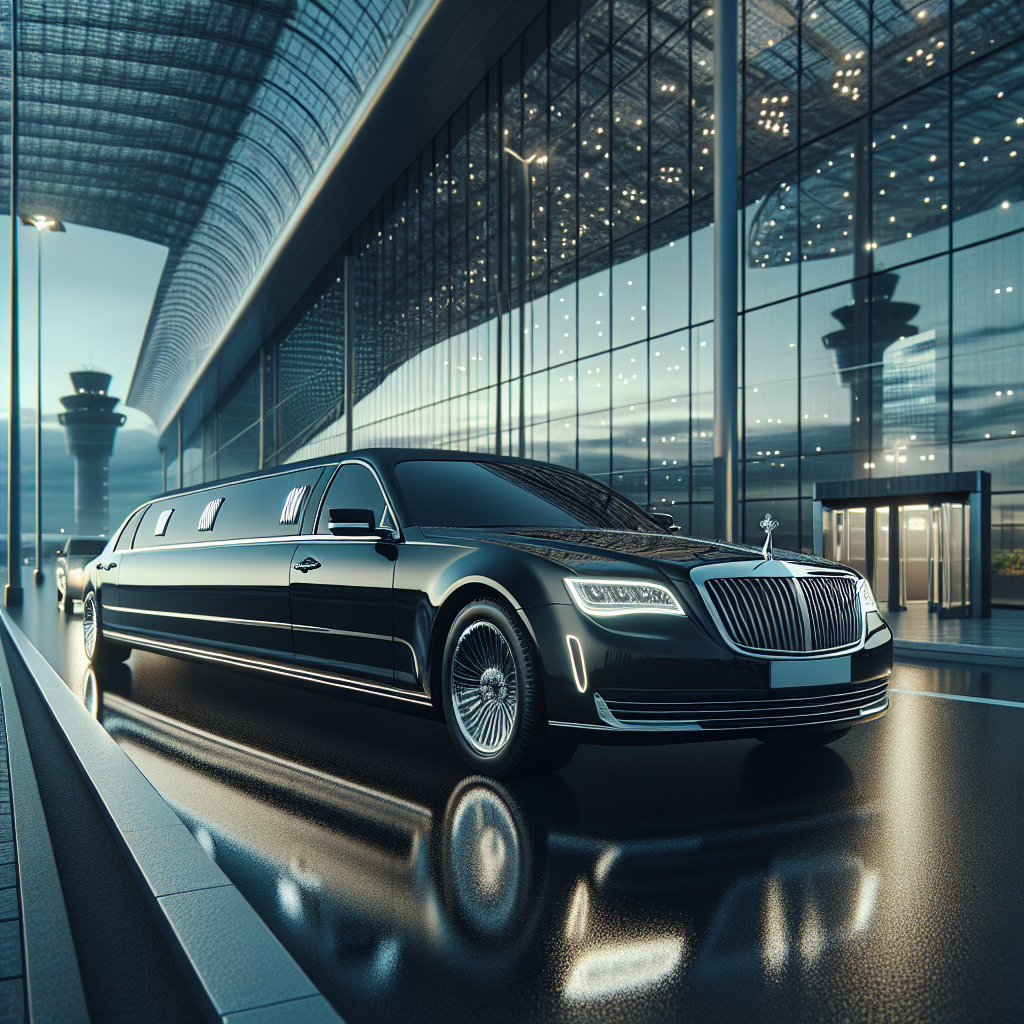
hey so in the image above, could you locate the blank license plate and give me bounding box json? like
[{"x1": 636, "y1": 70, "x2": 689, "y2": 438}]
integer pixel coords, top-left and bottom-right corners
[{"x1": 771, "y1": 656, "x2": 852, "y2": 689}]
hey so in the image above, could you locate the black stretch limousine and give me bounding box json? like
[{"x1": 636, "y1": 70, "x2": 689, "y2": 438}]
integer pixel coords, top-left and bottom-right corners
[{"x1": 83, "y1": 450, "x2": 892, "y2": 776}]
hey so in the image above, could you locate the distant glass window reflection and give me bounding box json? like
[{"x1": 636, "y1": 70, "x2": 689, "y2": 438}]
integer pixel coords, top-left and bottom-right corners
[{"x1": 395, "y1": 460, "x2": 659, "y2": 532}]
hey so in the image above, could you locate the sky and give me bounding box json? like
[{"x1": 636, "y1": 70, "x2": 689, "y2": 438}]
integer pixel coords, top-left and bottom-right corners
[
  {"x1": 0, "y1": 217, "x2": 169, "y2": 543},
  {"x1": 0, "y1": 216, "x2": 169, "y2": 427}
]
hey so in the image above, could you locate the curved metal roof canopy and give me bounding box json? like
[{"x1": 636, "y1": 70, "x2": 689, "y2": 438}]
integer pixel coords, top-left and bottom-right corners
[{"x1": 0, "y1": 0, "x2": 410, "y2": 429}]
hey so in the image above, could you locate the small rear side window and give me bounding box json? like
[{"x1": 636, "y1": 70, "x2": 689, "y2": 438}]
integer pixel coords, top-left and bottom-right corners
[
  {"x1": 154, "y1": 508, "x2": 175, "y2": 536},
  {"x1": 198, "y1": 498, "x2": 225, "y2": 531},
  {"x1": 280, "y1": 486, "x2": 311, "y2": 525}
]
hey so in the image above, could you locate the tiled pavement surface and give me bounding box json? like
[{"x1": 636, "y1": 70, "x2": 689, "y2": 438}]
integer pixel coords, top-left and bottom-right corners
[
  {"x1": 0, "y1": 691, "x2": 25, "y2": 1024},
  {"x1": 886, "y1": 604, "x2": 1024, "y2": 653}
]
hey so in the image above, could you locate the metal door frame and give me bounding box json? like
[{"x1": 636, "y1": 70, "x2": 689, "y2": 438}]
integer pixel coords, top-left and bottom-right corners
[{"x1": 812, "y1": 471, "x2": 991, "y2": 618}]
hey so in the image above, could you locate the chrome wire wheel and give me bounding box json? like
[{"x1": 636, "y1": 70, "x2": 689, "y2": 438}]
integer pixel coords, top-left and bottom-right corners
[
  {"x1": 83, "y1": 593, "x2": 98, "y2": 660},
  {"x1": 450, "y1": 620, "x2": 519, "y2": 755}
]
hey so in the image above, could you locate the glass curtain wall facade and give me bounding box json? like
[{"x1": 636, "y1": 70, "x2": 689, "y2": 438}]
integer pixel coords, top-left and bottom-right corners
[{"x1": 177, "y1": 0, "x2": 1024, "y2": 585}]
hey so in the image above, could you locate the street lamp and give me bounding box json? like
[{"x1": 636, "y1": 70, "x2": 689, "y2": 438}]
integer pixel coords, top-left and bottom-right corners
[{"x1": 20, "y1": 214, "x2": 65, "y2": 584}]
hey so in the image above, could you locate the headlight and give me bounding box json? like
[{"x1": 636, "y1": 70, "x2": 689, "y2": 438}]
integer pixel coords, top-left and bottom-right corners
[
  {"x1": 857, "y1": 578, "x2": 878, "y2": 614},
  {"x1": 564, "y1": 578, "x2": 686, "y2": 617}
]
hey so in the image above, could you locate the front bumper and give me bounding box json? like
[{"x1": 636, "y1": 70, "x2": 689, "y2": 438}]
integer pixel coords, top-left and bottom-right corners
[{"x1": 530, "y1": 600, "x2": 892, "y2": 740}]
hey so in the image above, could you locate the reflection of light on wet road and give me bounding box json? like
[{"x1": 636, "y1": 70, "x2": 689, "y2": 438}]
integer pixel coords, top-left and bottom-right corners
[
  {"x1": 564, "y1": 879, "x2": 590, "y2": 942},
  {"x1": 762, "y1": 875, "x2": 788, "y2": 973},
  {"x1": 563, "y1": 937, "x2": 685, "y2": 1003}
]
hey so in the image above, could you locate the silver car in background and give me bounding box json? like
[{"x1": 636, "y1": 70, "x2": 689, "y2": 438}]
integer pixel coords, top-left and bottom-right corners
[{"x1": 56, "y1": 537, "x2": 108, "y2": 614}]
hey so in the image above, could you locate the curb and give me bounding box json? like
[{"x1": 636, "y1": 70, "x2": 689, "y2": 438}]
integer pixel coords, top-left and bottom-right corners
[
  {"x1": 893, "y1": 638, "x2": 1024, "y2": 668},
  {"x1": 0, "y1": 610, "x2": 344, "y2": 1024},
  {"x1": 0, "y1": 640, "x2": 89, "y2": 1023}
]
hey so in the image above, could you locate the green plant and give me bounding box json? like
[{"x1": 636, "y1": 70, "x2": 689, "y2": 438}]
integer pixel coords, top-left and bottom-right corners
[{"x1": 992, "y1": 549, "x2": 1024, "y2": 576}]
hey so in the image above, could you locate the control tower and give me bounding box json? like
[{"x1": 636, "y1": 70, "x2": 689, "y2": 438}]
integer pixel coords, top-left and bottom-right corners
[{"x1": 58, "y1": 371, "x2": 126, "y2": 535}]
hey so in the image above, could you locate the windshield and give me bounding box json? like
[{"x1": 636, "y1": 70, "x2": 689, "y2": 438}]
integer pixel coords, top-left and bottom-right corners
[
  {"x1": 67, "y1": 539, "x2": 107, "y2": 557},
  {"x1": 395, "y1": 460, "x2": 661, "y2": 533}
]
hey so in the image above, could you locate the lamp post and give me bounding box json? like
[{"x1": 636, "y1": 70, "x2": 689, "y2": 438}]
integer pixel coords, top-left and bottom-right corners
[
  {"x1": 6, "y1": 0, "x2": 19, "y2": 605},
  {"x1": 20, "y1": 215, "x2": 65, "y2": 584}
]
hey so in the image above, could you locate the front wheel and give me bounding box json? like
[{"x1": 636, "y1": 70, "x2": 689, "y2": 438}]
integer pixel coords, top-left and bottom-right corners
[
  {"x1": 58, "y1": 584, "x2": 74, "y2": 615},
  {"x1": 83, "y1": 591, "x2": 131, "y2": 665},
  {"x1": 441, "y1": 599, "x2": 573, "y2": 778}
]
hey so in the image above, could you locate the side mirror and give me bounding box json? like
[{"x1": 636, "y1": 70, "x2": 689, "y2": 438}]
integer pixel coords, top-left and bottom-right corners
[
  {"x1": 650, "y1": 511, "x2": 681, "y2": 533},
  {"x1": 328, "y1": 508, "x2": 377, "y2": 537}
]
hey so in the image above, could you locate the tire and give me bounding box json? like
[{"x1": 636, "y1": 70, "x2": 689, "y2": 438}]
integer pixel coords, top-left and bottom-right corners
[
  {"x1": 441, "y1": 599, "x2": 572, "y2": 778},
  {"x1": 57, "y1": 586, "x2": 74, "y2": 615},
  {"x1": 758, "y1": 727, "x2": 851, "y2": 748},
  {"x1": 82, "y1": 591, "x2": 131, "y2": 665}
]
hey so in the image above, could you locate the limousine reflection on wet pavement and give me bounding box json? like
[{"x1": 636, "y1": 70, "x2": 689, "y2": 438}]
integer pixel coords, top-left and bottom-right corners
[{"x1": 93, "y1": 673, "x2": 881, "y2": 1022}]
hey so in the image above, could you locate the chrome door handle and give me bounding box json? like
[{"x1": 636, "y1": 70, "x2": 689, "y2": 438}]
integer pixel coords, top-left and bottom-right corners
[
  {"x1": 293, "y1": 557, "x2": 321, "y2": 573},
  {"x1": 99, "y1": 562, "x2": 117, "y2": 571}
]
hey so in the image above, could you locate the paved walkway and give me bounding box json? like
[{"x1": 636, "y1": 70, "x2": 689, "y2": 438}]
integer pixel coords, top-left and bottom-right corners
[
  {"x1": 0, "y1": 688, "x2": 25, "y2": 1024},
  {"x1": 886, "y1": 604, "x2": 1024, "y2": 664}
]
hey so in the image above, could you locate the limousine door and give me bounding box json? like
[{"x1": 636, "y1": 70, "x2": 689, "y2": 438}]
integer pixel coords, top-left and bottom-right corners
[
  {"x1": 117, "y1": 468, "x2": 324, "y2": 661},
  {"x1": 290, "y1": 463, "x2": 397, "y2": 689}
]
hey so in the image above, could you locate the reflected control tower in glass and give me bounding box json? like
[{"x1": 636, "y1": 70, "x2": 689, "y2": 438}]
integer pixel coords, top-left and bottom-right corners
[{"x1": 58, "y1": 371, "x2": 126, "y2": 536}]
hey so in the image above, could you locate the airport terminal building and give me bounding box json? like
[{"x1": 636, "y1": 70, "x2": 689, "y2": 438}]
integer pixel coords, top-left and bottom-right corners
[{"x1": 122, "y1": 0, "x2": 1024, "y2": 603}]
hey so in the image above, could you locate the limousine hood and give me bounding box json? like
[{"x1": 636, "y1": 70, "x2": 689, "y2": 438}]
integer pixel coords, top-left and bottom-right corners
[{"x1": 417, "y1": 526, "x2": 833, "y2": 577}]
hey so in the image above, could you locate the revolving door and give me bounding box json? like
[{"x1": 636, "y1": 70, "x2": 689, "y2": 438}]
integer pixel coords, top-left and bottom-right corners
[{"x1": 813, "y1": 472, "x2": 991, "y2": 618}]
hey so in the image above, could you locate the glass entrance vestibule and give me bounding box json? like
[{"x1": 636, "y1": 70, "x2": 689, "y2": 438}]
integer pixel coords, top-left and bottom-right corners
[{"x1": 812, "y1": 471, "x2": 991, "y2": 618}]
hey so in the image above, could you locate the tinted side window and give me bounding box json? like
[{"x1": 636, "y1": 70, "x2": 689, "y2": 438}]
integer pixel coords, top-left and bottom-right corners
[
  {"x1": 133, "y1": 468, "x2": 324, "y2": 547},
  {"x1": 115, "y1": 507, "x2": 148, "y2": 551},
  {"x1": 316, "y1": 464, "x2": 389, "y2": 534}
]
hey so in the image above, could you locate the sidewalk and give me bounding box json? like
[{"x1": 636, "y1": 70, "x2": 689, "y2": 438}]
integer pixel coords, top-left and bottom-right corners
[
  {"x1": 886, "y1": 604, "x2": 1024, "y2": 666},
  {"x1": 0, "y1": 689, "x2": 25, "y2": 1024}
]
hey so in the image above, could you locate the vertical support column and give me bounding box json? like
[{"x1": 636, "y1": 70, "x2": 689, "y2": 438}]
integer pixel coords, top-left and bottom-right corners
[
  {"x1": 343, "y1": 255, "x2": 354, "y2": 452},
  {"x1": 812, "y1": 499, "x2": 824, "y2": 556},
  {"x1": 970, "y1": 470, "x2": 991, "y2": 618},
  {"x1": 864, "y1": 505, "x2": 876, "y2": 591},
  {"x1": 160, "y1": 447, "x2": 167, "y2": 493},
  {"x1": 511, "y1": 153, "x2": 530, "y2": 460},
  {"x1": 176, "y1": 417, "x2": 183, "y2": 490},
  {"x1": 851, "y1": 117, "x2": 873, "y2": 473},
  {"x1": 6, "y1": 0, "x2": 22, "y2": 605},
  {"x1": 887, "y1": 501, "x2": 903, "y2": 613},
  {"x1": 258, "y1": 345, "x2": 265, "y2": 470},
  {"x1": 33, "y1": 226, "x2": 41, "y2": 582},
  {"x1": 713, "y1": 0, "x2": 739, "y2": 542}
]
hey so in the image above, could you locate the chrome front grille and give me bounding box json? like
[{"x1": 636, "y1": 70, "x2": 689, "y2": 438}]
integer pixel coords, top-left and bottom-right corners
[{"x1": 703, "y1": 574, "x2": 861, "y2": 655}]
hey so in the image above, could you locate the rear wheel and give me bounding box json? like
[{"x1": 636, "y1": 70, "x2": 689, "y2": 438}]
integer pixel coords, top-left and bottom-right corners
[
  {"x1": 441, "y1": 599, "x2": 575, "y2": 778},
  {"x1": 758, "y1": 727, "x2": 850, "y2": 748},
  {"x1": 83, "y1": 591, "x2": 131, "y2": 665}
]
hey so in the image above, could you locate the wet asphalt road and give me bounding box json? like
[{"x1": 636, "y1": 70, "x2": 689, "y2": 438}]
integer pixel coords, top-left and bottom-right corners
[{"x1": 12, "y1": 571, "x2": 1024, "y2": 1023}]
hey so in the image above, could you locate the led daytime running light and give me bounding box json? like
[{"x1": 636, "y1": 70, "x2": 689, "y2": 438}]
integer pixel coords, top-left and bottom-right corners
[{"x1": 564, "y1": 578, "x2": 686, "y2": 616}]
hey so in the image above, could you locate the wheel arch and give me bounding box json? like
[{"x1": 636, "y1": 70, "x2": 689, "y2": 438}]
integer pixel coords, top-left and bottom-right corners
[{"x1": 426, "y1": 579, "x2": 540, "y2": 710}]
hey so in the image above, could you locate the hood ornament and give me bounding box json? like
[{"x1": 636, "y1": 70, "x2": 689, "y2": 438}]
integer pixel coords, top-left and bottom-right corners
[{"x1": 760, "y1": 514, "x2": 779, "y2": 560}]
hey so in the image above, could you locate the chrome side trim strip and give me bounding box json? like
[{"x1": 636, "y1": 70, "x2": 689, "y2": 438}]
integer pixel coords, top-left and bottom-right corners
[
  {"x1": 105, "y1": 606, "x2": 291, "y2": 630},
  {"x1": 547, "y1": 720, "x2": 617, "y2": 732},
  {"x1": 292, "y1": 623, "x2": 392, "y2": 642},
  {"x1": 103, "y1": 630, "x2": 432, "y2": 706}
]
